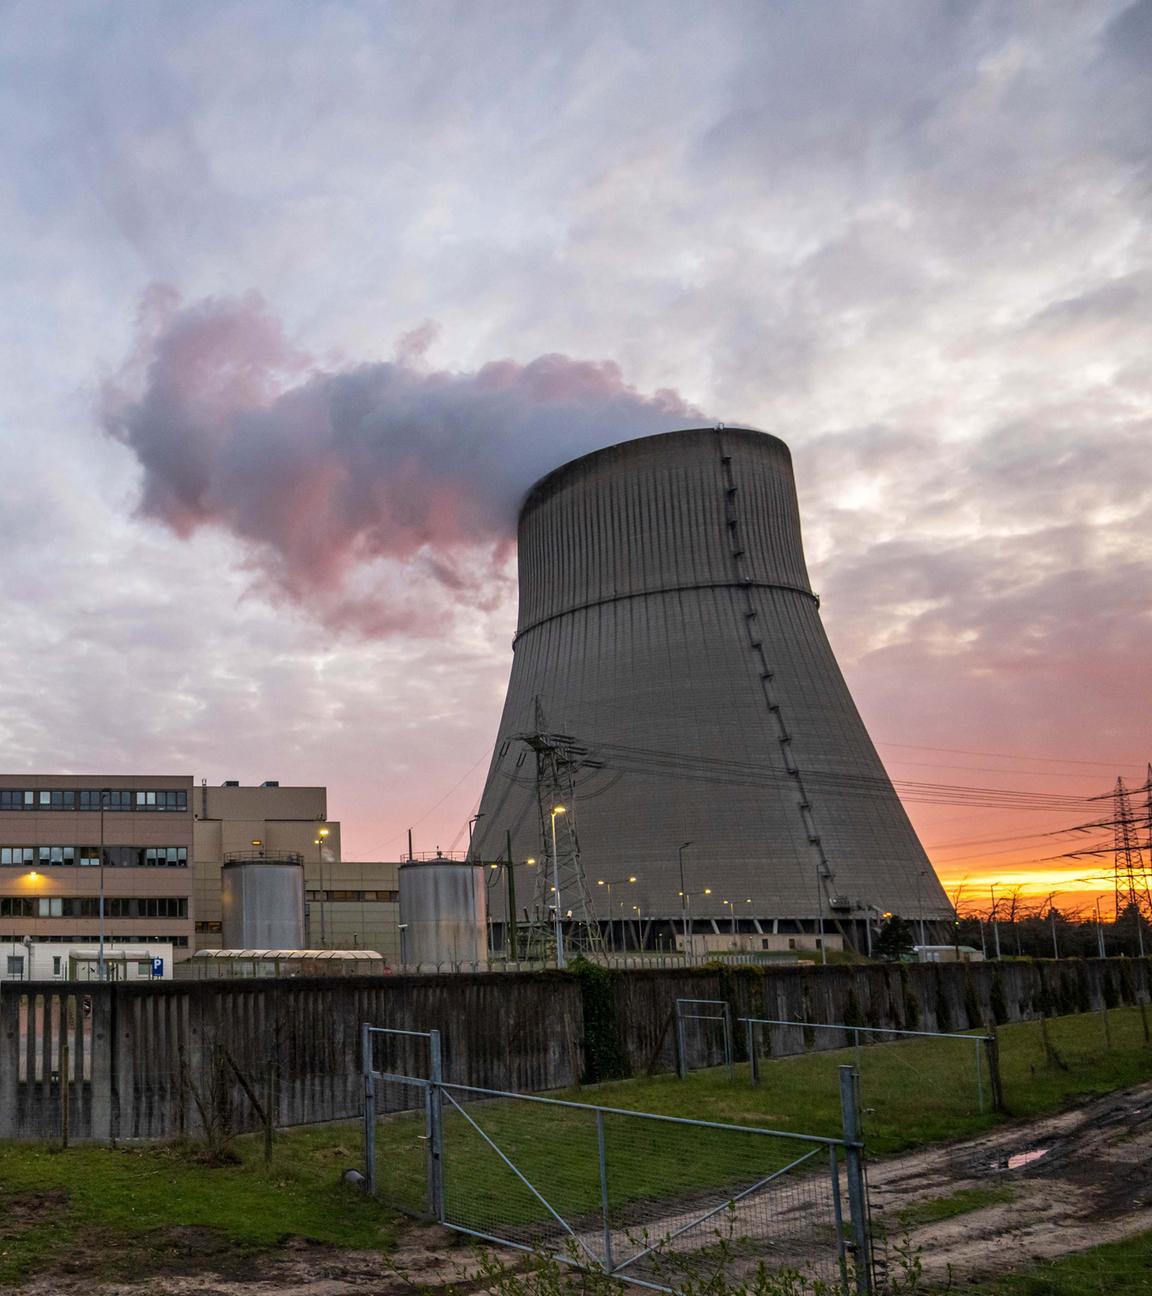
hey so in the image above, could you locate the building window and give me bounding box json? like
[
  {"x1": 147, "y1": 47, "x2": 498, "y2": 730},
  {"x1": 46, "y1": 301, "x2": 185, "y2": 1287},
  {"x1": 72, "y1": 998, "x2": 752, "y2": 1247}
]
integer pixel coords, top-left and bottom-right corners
[
  {"x1": 38, "y1": 898, "x2": 63, "y2": 918},
  {"x1": 0, "y1": 847, "x2": 34, "y2": 866},
  {"x1": 134, "y1": 790, "x2": 187, "y2": 811},
  {"x1": 6, "y1": 956, "x2": 23, "y2": 975},
  {"x1": 52, "y1": 956, "x2": 62, "y2": 975},
  {"x1": 142, "y1": 847, "x2": 188, "y2": 867},
  {"x1": 78, "y1": 789, "x2": 134, "y2": 812},
  {"x1": 0, "y1": 791, "x2": 28, "y2": 811},
  {"x1": 0, "y1": 899, "x2": 34, "y2": 917},
  {"x1": 37, "y1": 790, "x2": 76, "y2": 810}
]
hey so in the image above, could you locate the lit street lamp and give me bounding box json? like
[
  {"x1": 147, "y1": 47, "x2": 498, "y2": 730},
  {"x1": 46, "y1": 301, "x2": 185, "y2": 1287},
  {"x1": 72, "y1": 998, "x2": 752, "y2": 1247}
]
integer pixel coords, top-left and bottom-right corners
[
  {"x1": 677, "y1": 842, "x2": 692, "y2": 960},
  {"x1": 313, "y1": 826, "x2": 331, "y2": 947},
  {"x1": 597, "y1": 874, "x2": 637, "y2": 953},
  {"x1": 550, "y1": 806, "x2": 566, "y2": 968}
]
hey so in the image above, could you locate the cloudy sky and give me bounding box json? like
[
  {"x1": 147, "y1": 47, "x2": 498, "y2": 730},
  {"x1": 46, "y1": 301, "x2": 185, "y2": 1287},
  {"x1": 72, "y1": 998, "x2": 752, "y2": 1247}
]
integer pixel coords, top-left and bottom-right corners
[{"x1": 2, "y1": 1, "x2": 1150, "y2": 907}]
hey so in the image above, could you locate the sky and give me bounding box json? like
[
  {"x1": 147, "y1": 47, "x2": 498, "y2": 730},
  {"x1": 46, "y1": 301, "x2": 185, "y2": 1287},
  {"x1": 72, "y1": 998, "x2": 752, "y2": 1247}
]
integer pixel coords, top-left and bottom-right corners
[{"x1": 2, "y1": 1, "x2": 1150, "y2": 912}]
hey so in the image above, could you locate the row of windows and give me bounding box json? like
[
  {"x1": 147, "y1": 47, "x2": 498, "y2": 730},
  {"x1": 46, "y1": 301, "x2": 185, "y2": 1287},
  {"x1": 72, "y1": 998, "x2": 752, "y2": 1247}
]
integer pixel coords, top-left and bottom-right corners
[
  {"x1": 5, "y1": 954, "x2": 159, "y2": 977},
  {"x1": 0, "y1": 933, "x2": 188, "y2": 946},
  {"x1": 0, "y1": 789, "x2": 188, "y2": 812},
  {"x1": 0, "y1": 897, "x2": 188, "y2": 919},
  {"x1": 305, "y1": 889, "x2": 398, "y2": 902},
  {"x1": 0, "y1": 846, "x2": 188, "y2": 868}
]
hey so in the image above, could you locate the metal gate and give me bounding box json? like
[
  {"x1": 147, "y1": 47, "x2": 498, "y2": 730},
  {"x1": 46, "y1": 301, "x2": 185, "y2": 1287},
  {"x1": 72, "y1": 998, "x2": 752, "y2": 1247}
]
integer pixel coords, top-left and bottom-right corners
[
  {"x1": 674, "y1": 998, "x2": 735, "y2": 1080},
  {"x1": 361, "y1": 1023, "x2": 872, "y2": 1293}
]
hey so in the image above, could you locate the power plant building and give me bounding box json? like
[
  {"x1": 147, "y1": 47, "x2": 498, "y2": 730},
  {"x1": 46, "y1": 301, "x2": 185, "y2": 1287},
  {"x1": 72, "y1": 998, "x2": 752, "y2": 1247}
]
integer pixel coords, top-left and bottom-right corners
[{"x1": 472, "y1": 426, "x2": 952, "y2": 950}]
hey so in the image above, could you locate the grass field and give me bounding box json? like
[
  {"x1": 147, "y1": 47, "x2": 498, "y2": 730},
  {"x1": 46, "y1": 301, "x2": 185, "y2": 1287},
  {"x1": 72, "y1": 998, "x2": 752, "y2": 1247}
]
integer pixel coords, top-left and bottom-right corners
[
  {"x1": 0, "y1": 1127, "x2": 392, "y2": 1284},
  {"x1": 0, "y1": 1003, "x2": 1147, "y2": 1287},
  {"x1": 949, "y1": 1228, "x2": 1152, "y2": 1295},
  {"x1": 371, "y1": 1003, "x2": 1152, "y2": 1233}
]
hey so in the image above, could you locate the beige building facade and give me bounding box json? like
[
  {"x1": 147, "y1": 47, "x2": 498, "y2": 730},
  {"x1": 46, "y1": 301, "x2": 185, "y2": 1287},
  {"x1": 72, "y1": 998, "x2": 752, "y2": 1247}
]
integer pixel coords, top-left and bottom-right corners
[
  {"x1": 0, "y1": 775, "x2": 401, "y2": 973},
  {"x1": 0, "y1": 775, "x2": 195, "y2": 976},
  {"x1": 192, "y1": 780, "x2": 399, "y2": 959}
]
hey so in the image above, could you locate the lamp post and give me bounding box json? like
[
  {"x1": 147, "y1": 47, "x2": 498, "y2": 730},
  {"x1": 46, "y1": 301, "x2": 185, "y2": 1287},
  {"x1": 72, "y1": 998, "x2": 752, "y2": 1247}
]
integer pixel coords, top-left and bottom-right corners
[
  {"x1": 721, "y1": 899, "x2": 735, "y2": 948},
  {"x1": 677, "y1": 842, "x2": 692, "y2": 960},
  {"x1": 815, "y1": 864, "x2": 827, "y2": 966},
  {"x1": 550, "y1": 806, "x2": 566, "y2": 968},
  {"x1": 632, "y1": 904, "x2": 643, "y2": 951},
  {"x1": 1094, "y1": 898, "x2": 1107, "y2": 959},
  {"x1": 98, "y1": 788, "x2": 109, "y2": 982},
  {"x1": 916, "y1": 869, "x2": 927, "y2": 957},
  {"x1": 597, "y1": 875, "x2": 637, "y2": 955},
  {"x1": 313, "y1": 826, "x2": 330, "y2": 947},
  {"x1": 990, "y1": 883, "x2": 1002, "y2": 959}
]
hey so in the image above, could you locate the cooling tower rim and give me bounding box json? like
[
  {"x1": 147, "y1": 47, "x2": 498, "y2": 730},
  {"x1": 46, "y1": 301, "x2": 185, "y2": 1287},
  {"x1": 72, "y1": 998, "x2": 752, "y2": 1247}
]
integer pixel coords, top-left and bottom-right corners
[{"x1": 523, "y1": 425, "x2": 789, "y2": 508}]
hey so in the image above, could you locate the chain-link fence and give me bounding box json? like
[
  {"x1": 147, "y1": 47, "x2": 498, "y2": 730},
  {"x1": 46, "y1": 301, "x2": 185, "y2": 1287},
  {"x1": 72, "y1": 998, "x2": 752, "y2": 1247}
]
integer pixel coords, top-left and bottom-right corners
[
  {"x1": 742, "y1": 1017, "x2": 998, "y2": 1137},
  {"x1": 361, "y1": 1024, "x2": 873, "y2": 1294}
]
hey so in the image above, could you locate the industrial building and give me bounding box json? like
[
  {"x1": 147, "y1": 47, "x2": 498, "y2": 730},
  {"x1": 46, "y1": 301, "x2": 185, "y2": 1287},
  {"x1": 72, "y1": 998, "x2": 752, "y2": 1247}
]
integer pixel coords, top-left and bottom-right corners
[
  {"x1": 0, "y1": 775, "x2": 195, "y2": 978},
  {"x1": 0, "y1": 775, "x2": 400, "y2": 976},
  {"x1": 472, "y1": 426, "x2": 953, "y2": 953}
]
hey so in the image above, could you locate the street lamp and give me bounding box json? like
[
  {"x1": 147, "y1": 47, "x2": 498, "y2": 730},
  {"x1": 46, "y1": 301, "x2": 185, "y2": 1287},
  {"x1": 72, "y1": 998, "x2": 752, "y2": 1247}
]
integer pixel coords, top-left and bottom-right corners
[
  {"x1": 313, "y1": 826, "x2": 331, "y2": 947},
  {"x1": 916, "y1": 869, "x2": 927, "y2": 957},
  {"x1": 597, "y1": 875, "x2": 637, "y2": 954},
  {"x1": 550, "y1": 806, "x2": 566, "y2": 968},
  {"x1": 677, "y1": 842, "x2": 692, "y2": 960},
  {"x1": 98, "y1": 788, "x2": 110, "y2": 981},
  {"x1": 721, "y1": 899, "x2": 735, "y2": 947},
  {"x1": 990, "y1": 883, "x2": 1003, "y2": 959}
]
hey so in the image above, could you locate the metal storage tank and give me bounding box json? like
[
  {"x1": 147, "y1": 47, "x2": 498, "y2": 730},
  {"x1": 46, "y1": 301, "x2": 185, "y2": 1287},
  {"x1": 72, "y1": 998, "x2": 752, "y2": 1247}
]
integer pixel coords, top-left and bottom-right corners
[
  {"x1": 472, "y1": 426, "x2": 953, "y2": 950},
  {"x1": 221, "y1": 852, "x2": 306, "y2": 950},
  {"x1": 398, "y1": 859, "x2": 488, "y2": 967}
]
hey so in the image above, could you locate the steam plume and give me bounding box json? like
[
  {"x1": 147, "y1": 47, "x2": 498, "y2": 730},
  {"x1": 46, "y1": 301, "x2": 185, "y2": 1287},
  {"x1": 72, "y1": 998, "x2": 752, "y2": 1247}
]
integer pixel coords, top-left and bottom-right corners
[{"x1": 103, "y1": 287, "x2": 700, "y2": 634}]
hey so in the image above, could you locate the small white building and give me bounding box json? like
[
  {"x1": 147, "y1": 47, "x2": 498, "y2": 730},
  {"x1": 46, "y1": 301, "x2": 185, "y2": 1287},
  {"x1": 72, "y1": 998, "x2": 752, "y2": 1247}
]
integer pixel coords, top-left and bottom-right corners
[
  {"x1": 913, "y1": 944, "x2": 984, "y2": 964},
  {"x1": 0, "y1": 939, "x2": 174, "y2": 982}
]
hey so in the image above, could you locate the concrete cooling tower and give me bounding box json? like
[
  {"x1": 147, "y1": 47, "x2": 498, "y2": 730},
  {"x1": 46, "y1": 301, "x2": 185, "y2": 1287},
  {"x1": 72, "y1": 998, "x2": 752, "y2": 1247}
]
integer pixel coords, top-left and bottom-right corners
[{"x1": 472, "y1": 426, "x2": 952, "y2": 955}]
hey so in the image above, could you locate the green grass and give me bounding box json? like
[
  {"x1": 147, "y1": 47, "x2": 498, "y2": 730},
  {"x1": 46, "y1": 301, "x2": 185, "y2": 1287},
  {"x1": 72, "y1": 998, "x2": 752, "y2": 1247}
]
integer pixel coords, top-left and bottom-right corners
[
  {"x1": 947, "y1": 1228, "x2": 1152, "y2": 1294},
  {"x1": 371, "y1": 1004, "x2": 1152, "y2": 1236},
  {"x1": 0, "y1": 1126, "x2": 394, "y2": 1284},
  {"x1": 894, "y1": 1184, "x2": 1015, "y2": 1230}
]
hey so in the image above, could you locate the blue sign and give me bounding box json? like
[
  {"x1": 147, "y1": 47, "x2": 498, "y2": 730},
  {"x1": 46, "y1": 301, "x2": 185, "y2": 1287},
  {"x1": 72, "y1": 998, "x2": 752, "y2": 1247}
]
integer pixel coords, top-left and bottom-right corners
[{"x1": 151, "y1": 957, "x2": 164, "y2": 978}]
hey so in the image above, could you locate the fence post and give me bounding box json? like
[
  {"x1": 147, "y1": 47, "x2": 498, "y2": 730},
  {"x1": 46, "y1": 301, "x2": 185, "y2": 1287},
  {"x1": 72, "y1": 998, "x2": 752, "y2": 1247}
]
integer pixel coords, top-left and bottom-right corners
[
  {"x1": 60, "y1": 1040, "x2": 70, "y2": 1149},
  {"x1": 829, "y1": 1145, "x2": 850, "y2": 1295},
  {"x1": 838, "y1": 1066, "x2": 872, "y2": 1296},
  {"x1": 596, "y1": 1108, "x2": 615, "y2": 1271},
  {"x1": 723, "y1": 1003, "x2": 734, "y2": 1081},
  {"x1": 745, "y1": 1019, "x2": 759, "y2": 1084},
  {"x1": 361, "y1": 1024, "x2": 377, "y2": 1196},
  {"x1": 674, "y1": 1002, "x2": 686, "y2": 1080},
  {"x1": 427, "y1": 1029, "x2": 445, "y2": 1221},
  {"x1": 974, "y1": 1037, "x2": 984, "y2": 1115},
  {"x1": 983, "y1": 1028, "x2": 1004, "y2": 1113}
]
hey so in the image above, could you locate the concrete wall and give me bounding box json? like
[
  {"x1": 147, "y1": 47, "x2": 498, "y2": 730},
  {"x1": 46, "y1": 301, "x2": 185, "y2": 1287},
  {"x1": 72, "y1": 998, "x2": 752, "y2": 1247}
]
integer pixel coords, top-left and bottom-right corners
[{"x1": 2, "y1": 958, "x2": 1147, "y2": 1142}]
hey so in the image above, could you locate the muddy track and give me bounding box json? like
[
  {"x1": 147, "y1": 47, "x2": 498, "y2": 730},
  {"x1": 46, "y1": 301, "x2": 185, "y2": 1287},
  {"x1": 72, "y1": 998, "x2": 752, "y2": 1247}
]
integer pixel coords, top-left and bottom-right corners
[{"x1": 868, "y1": 1079, "x2": 1152, "y2": 1284}]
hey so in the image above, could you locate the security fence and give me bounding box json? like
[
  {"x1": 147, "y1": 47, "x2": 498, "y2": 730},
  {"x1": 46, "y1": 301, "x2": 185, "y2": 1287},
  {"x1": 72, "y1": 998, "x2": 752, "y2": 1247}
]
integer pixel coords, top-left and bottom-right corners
[
  {"x1": 741, "y1": 1017, "x2": 1000, "y2": 1132},
  {"x1": 361, "y1": 1023, "x2": 874, "y2": 1294},
  {"x1": 674, "y1": 998, "x2": 735, "y2": 1080}
]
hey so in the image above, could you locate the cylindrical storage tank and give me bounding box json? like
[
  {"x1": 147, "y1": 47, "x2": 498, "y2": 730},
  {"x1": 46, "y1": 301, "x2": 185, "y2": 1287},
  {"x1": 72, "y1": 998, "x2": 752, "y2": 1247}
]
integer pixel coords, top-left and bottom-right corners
[
  {"x1": 221, "y1": 855, "x2": 306, "y2": 950},
  {"x1": 399, "y1": 860, "x2": 488, "y2": 967}
]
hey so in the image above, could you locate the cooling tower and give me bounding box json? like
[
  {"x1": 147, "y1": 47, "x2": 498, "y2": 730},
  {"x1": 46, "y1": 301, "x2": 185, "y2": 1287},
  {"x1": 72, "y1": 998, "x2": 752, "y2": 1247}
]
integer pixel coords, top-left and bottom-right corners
[{"x1": 472, "y1": 426, "x2": 952, "y2": 951}]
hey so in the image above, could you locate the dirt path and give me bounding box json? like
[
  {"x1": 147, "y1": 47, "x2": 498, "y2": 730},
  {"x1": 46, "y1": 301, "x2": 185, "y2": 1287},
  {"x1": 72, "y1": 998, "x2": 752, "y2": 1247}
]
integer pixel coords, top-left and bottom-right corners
[{"x1": 868, "y1": 1079, "x2": 1152, "y2": 1284}]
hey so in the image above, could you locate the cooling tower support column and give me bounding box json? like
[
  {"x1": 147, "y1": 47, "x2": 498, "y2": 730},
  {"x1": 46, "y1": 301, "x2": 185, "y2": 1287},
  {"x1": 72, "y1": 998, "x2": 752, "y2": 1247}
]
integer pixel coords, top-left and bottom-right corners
[{"x1": 473, "y1": 426, "x2": 953, "y2": 949}]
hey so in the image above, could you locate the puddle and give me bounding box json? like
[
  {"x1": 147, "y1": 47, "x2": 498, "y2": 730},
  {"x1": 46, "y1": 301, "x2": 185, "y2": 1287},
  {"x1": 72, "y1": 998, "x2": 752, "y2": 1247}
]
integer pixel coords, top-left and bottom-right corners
[{"x1": 1003, "y1": 1147, "x2": 1050, "y2": 1170}]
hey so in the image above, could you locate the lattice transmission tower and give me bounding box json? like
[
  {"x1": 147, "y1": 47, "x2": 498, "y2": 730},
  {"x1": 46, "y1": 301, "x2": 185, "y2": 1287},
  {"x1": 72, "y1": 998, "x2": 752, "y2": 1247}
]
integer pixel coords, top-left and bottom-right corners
[
  {"x1": 1112, "y1": 775, "x2": 1152, "y2": 957},
  {"x1": 515, "y1": 699, "x2": 605, "y2": 962}
]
